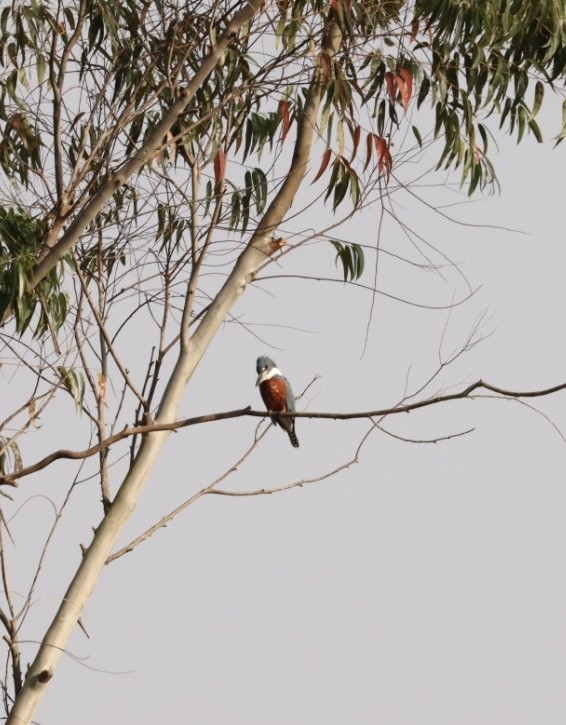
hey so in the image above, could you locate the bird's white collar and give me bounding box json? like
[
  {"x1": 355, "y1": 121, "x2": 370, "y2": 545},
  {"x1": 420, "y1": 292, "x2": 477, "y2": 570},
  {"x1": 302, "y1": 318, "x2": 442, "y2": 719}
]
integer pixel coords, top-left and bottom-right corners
[{"x1": 256, "y1": 367, "x2": 282, "y2": 385}]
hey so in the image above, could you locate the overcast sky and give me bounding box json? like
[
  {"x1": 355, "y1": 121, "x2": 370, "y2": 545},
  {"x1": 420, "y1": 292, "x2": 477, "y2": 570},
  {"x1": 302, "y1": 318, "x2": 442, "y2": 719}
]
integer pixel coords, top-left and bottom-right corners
[{"x1": 5, "y1": 95, "x2": 566, "y2": 724}]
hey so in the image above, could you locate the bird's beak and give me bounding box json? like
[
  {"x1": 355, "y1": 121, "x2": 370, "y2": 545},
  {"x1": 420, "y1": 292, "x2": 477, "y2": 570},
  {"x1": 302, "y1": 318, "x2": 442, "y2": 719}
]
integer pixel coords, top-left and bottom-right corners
[{"x1": 256, "y1": 370, "x2": 266, "y2": 386}]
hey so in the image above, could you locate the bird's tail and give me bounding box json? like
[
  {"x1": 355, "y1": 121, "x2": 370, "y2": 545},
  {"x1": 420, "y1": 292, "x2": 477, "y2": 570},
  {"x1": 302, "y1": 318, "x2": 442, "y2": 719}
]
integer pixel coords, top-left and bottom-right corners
[
  {"x1": 288, "y1": 420, "x2": 299, "y2": 448},
  {"x1": 276, "y1": 414, "x2": 299, "y2": 448}
]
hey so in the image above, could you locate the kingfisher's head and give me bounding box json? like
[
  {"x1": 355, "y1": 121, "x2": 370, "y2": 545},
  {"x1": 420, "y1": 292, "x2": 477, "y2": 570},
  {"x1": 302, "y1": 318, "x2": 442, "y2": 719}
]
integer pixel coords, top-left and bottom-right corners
[{"x1": 256, "y1": 355, "x2": 278, "y2": 385}]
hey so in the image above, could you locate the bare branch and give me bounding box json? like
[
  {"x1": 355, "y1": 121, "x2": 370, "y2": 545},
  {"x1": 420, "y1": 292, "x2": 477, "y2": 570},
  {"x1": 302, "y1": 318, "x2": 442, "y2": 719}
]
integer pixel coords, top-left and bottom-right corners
[{"x1": 2, "y1": 379, "x2": 565, "y2": 487}]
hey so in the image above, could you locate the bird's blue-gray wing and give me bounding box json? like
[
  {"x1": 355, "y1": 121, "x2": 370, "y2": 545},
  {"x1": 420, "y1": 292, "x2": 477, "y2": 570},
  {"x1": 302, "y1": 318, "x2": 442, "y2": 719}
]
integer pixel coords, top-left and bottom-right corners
[{"x1": 283, "y1": 376, "x2": 296, "y2": 412}]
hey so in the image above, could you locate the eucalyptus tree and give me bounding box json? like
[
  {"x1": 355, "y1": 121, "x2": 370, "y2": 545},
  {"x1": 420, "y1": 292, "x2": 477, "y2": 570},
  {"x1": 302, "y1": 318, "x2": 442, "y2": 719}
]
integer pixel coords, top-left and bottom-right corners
[{"x1": 0, "y1": 0, "x2": 564, "y2": 721}]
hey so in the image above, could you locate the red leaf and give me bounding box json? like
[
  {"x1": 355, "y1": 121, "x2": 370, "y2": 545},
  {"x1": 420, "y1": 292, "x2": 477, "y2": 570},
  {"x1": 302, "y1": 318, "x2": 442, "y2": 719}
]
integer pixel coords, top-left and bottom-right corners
[
  {"x1": 410, "y1": 16, "x2": 419, "y2": 43},
  {"x1": 374, "y1": 135, "x2": 386, "y2": 173},
  {"x1": 384, "y1": 72, "x2": 396, "y2": 103},
  {"x1": 394, "y1": 73, "x2": 408, "y2": 112},
  {"x1": 278, "y1": 99, "x2": 290, "y2": 143},
  {"x1": 374, "y1": 135, "x2": 392, "y2": 181},
  {"x1": 312, "y1": 147, "x2": 332, "y2": 183},
  {"x1": 214, "y1": 149, "x2": 226, "y2": 186},
  {"x1": 364, "y1": 132, "x2": 373, "y2": 172},
  {"x1": 330, "y1": 0, "x2": 351, "y2": 11},
  {"x1": 398, "y1": 68, "x2": 412, "y2": 110},
  {"x1": 350, "y1": 124, "x2": 361, "y2": 162},
  {"x1": 269, "y1": 237, "x2": 286, "y2": 254}
]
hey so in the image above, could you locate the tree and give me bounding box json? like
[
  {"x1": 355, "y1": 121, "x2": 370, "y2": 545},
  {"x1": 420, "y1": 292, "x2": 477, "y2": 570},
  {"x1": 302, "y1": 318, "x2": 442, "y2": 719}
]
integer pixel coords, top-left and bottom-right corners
[{"x1": 0, "y1": 0, "x2": 564, "y2": 721}]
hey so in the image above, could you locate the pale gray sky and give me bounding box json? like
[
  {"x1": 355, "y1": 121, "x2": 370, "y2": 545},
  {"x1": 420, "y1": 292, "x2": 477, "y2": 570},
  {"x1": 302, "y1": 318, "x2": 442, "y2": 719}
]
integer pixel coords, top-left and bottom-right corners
[{"x1": 6, "y1": 102, "x2": 566, "y2": 724}]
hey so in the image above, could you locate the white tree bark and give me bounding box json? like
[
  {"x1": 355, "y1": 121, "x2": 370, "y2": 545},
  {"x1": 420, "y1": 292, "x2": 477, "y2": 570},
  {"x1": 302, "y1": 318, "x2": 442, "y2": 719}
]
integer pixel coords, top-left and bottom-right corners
[{"x1": 7, "y1": 6, "x2": 342, "y2": 722}]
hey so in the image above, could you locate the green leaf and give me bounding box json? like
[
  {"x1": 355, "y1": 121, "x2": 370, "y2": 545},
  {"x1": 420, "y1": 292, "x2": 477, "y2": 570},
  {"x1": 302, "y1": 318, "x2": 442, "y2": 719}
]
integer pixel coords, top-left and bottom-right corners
[
  {"x1": 517, "y1": 105, "x2": 526, "y2": 143},
  {"x1": 0, "y1": 436, "x2": 22, "y2": 476},
  {"x1": 331, "y1": 241, "x2": 365, "y2": 282},
  {"x1": 333, "y1": 171, "x2": 349, "y2": 210},
  {"x1": 528, "y1": 117, "x2": 543, "y2": 143},
  {"x1": 468, "y1": 161, "x2": 481, "y2": 196},
  {"x1": 349, "y1": 170, "x2": 361, "y2": 208},
  {"x1": 417, "y1": 76, "x2": 430, "y2": 108},
  {"x1": 412, "y1": 125, "x2": 423, "y2": 147},
  {"x1": 376, "y1": 98, "x2": 386, "y2": 136},
  {"x1": 57, "y1": 366, "x2": 85, "y2": 411},
  {"x1": 251, "y1": 167, "x2": 268, "y2": 214},
  {"x1": 36, "y1": 53, "x2": 46, "y2": 84},
  {"x1": 477, "y1": 123, "x2": 489, "y2": 154},
  {"x1": 529, "y1": 80, "x2": 544, "y2": 120},
  {"x1": 555, "y1": 99, "x2": 566, "y2": 145}
]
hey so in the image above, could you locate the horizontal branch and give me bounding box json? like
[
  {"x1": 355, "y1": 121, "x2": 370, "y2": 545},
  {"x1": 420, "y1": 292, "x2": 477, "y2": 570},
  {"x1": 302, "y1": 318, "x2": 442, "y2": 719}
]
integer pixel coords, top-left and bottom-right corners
[
  {"x1": 0, "y1": 408, "x2": 254, "y2": 486},
  {"x1": 2, "y1": 378, "x2": 565, "y2": 486}
]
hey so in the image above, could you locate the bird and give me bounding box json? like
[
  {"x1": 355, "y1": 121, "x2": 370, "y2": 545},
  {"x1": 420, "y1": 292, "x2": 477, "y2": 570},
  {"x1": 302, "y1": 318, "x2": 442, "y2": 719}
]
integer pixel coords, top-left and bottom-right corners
[{"x1": 256, "y1": 356, "x2": 299, "y2": 448}]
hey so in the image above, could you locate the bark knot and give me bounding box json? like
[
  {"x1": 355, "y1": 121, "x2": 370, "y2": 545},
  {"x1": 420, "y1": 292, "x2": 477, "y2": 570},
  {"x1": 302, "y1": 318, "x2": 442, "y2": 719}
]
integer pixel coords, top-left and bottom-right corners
[{"x1": 37, "y1": 669, "x2": 53, "y2": 684}]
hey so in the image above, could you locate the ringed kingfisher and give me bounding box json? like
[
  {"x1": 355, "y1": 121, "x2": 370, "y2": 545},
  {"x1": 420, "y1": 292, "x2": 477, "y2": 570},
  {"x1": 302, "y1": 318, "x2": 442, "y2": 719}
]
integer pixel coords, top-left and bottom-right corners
[{"x1": 256, "y1": 356, "x2": 299, "y2": 448}]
